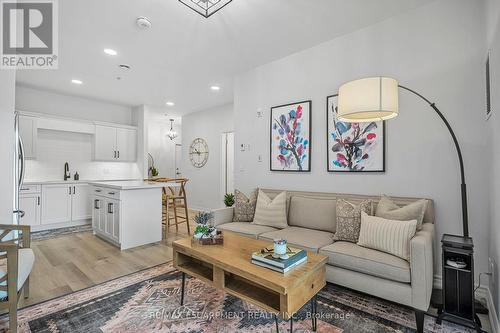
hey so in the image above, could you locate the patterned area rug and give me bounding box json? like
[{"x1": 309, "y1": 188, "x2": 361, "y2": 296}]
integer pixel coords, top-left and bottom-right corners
[{"x1": 0, "y1": 262, "x2": 480, "y2": 332}]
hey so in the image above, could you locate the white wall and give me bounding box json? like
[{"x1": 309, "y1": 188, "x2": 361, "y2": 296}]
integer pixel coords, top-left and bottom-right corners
[
  {"x1": 486, "y1": 0, "x2": 500, "y2": 320},
  {"x1": 182, "y1": 104, "x2": 234, "y2": 210},
  {"x1": 234, "y1": 0, "x2": 489, "y2": 282},
  {"x1": 0, "y1": 72, "x2": 15, "y2": 223},
  {"x1": 148, "y1": 115, "x2": 181, "y2": 179},
  {"x1": 16, "y1": 85, "x2": 133, "y2": 125},
  {"x1": 16, "y1": 86, "x2": 142, "y2": 181}
]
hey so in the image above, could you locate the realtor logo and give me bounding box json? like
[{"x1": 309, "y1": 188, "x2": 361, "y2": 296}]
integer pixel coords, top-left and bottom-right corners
[{"x1": 1, "y1": 0, "x2": 58, "y2": 69}]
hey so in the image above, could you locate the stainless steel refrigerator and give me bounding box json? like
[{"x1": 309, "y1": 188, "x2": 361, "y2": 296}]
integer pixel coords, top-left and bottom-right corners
[{"x1": 13, "y1": 113, "x2": 25, "y2": 225}]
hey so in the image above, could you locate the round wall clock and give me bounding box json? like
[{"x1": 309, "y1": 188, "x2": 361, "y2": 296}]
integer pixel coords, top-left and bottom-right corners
[{"x1": 189, "y1": 138, "x2": 209, "y2": 168}]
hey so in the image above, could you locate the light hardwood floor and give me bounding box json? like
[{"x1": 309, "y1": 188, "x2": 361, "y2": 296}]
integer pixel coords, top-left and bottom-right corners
[{"x1": 19, "y1": 214, "x2": 196, "y2": 307}]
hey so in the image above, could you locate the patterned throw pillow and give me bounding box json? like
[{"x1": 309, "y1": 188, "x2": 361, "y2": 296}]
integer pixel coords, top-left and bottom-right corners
[
  {"x1": 333, "y1": 199, "x2": 372, "y2": 243},
  {"x1": 233, "y1": 189, "x2": 258, "y2": 222}
]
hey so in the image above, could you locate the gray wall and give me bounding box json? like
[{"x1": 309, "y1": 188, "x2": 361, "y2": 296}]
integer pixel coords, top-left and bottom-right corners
[
  {"x1": 182, "y1": 104, "x2": 234, "y2": 210},
  {"x1": 234, "y1": 0, "x2": 489, "y2": 283},
  {"x1": 486, "y1": 0, "x2": 500, "y2": 320}
]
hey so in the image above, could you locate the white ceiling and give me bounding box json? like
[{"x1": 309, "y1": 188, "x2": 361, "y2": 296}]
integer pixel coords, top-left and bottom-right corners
[{"x1": 16, "y1": 0, "x2": 434, "y2": 116}]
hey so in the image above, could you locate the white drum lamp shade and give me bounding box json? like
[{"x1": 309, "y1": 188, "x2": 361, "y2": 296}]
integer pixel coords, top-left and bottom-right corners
[{"x1": 337, "y1": 77, "x2": 399, "y2": 122}]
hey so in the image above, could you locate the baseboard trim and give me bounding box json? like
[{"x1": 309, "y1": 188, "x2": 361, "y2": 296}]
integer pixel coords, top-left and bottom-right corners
[
  {"x1": 485, "y1": 286, "x2": 500, "y2": 333},
  {"x1": 433, "y1": 274, "x2": 499, "y2": 333}
]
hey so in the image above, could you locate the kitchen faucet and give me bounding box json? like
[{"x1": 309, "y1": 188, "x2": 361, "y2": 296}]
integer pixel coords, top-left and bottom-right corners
[{"x1": 64, "y1": 162, "x2": 70, "y2": 181}]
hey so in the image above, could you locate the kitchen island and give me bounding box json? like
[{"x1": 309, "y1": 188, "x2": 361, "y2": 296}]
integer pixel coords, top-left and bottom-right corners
[{"x1": 90, "y1": 180, "x2": 178, "y2": 250}]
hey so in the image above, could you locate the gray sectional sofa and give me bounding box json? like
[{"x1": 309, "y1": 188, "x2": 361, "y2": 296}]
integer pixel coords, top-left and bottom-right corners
[{"x1": 212, "y1": 188, "x2": 435, "y2": 331}]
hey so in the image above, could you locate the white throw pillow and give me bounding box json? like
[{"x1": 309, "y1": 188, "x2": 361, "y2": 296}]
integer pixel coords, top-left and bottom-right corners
[
  {"x1": 357, "y1": 212, "x2": 417, "y2": 261},
  {"x1": 252, "y1": 190, "x2": 288, "y2": 229}
]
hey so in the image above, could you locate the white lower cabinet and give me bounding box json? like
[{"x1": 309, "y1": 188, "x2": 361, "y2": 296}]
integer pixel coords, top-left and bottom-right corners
[
  {"x1": 41, "y1": 185, "x2": 72, "y2": 224},
  {"x1": 93, "y1": 195, "x2": 120, "y2": 243},
  {"x1": 71, "y1": 184, "x2": 92, "y2": 220},
  {"x1": 19, "y1": 194, "x2": 41, "y2": 226},
  {"x1": 35, "y1": 183, "x2": 92, "y2": 228}
]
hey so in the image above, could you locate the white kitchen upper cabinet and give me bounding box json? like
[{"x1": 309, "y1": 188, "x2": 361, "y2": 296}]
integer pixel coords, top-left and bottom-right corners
[
  {"x1": 94, "y1": 125, "x2": 137, "y2": 162},
  {"x1": 71, "y1": 184, "x2": 92, "y2": 221},
  {"x1": 94, "y1": 125, "x2": 117, "y2": 161},
  {"x1": 116, "y1": 128, "x2": 136, "y2": 162},
  {"x1": 41, "y1": 184, "x2": 72, "y2": 224},
  {"x1": 19, "y1": 194, "x2": 41, "y2": 226},
  {"x1": 18, "y1": 115, "x2": 37, "y2": 159}
]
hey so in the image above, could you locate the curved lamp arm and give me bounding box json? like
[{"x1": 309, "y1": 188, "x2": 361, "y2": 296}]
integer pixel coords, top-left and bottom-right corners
[{"x1": 399, "y1": 85, "x2": 469, "y2": 238}]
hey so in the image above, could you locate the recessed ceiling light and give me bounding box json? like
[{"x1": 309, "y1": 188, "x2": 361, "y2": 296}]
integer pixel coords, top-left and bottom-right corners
[
  {"x1": 104, "y1": 48, "x2": 117, "y2": 56},
  {"x1": 166, "y1": 101, "x2": 175, "y2": 106},
  {"x1": 119, "y1": 64, "x2": 131, "y2": 70},
  {"x1": 71, "y1": 79, "x2": 83, "y2": 85},
  {"x1": 211, "y1": 85, "x2": 221, "y2": 91}
]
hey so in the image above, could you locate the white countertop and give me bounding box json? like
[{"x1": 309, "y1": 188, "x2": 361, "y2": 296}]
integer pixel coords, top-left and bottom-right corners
[
  {"x1": 89, "y1": 180, "x2": 180, "y2": 190},
  {"x1": 23, "y1": 178, "x2": 138, "y2": 185}
]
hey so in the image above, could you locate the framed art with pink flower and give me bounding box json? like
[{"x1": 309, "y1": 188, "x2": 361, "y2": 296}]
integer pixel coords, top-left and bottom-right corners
[
  {"x1": 326, "y1": 94, "x2": 385, "y2": 172},
  {"x1": 270, "y1": 100, "x2": 311, "y2": 172}
]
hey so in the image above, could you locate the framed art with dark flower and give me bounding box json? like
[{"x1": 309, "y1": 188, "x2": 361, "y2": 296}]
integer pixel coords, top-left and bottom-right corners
[
  {"x1": 270, "y1": 100, "x2": 311, "y2": 172},
  {"x1": 326, "y1": 94, "x2": 385, "y2": 172}
]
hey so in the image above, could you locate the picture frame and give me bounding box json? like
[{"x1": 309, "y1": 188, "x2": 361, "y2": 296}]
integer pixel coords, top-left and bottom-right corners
[
  {"x1": 326, "y1": 94, "x2": 385, "y2": 172},
  {"x1": 270, "y1": 100, "x2": 312, "y2": 172}
]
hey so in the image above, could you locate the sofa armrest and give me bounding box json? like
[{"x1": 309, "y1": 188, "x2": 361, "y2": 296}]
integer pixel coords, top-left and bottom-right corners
[
  {"x1": 212, "y1": 207, "x2": 234, "y2": 227},
  {"x1": 410, "y1": 223, "x2": 434, "y2": 311}
]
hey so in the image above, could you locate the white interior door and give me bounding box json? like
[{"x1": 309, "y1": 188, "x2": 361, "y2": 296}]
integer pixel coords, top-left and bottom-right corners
[
  {"x1": 226, "y1": 132, "x2": 235, "y2": 194},
  {"x1": 174, "y1": 144, "x2": 182, "y2": 178},
  {"x1": 220, "y1": 132, "x2": 235, "y2": 204}
]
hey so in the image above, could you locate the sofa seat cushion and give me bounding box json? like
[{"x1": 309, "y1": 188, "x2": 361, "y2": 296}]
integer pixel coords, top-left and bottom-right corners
[
  {"x1": 217, "y1": 222, "x2": 278, "y2": 239},
  {"x1": 320, "y1": 241, "x2": 410, "y2": 283},
  {"x1": 258, "y1": 227, "x2": 334, "y2": 253},
  {"x1": 0, "y1": 248, "x2": 35, "y2": 299}
]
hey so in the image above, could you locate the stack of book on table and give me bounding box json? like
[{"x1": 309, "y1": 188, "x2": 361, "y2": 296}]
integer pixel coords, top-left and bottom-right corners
[{"x1": 251, "y1": 247, "x2": 307, "y2": 273}]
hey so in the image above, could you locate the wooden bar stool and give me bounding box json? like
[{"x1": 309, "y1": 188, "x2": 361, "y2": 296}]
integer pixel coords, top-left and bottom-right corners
[
  {"x1": 166, "y1": 178, "x2": 190, "y2": 235},
  {"x1": 148, "y1": 177, "x2": 174, "y2": 239}
]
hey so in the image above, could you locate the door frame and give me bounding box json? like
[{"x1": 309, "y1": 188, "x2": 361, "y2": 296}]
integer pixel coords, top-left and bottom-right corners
[{"x1": 220, "y1": 131, "x2": 234, "y2": 205}]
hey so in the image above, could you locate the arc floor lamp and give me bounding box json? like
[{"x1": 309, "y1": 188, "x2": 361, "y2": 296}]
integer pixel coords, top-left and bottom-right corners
[
  {"x1": 337, "y1": 77, "x2": 468, "y2": 235},
  {"x1": 336, "y1": 77, "x2": 480, "y2": 333}
]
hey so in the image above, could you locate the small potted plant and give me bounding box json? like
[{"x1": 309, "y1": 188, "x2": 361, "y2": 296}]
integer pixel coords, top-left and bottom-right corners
[
  {"x1": 224, "y1": 193, "x2": 235, "y2": 207},
  {"x1": 193, "y1": 211, "x2": 214, "y2": 239}
]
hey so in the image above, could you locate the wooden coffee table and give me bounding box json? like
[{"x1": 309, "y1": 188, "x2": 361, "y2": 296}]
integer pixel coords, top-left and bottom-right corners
[{"x1": 173, "y1": 232, "x2": 328, "y2": 332}]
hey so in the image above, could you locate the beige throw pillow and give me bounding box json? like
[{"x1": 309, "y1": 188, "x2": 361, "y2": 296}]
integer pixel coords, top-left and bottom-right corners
[
  {"x1": 357, "y1": 212, "x2": 417, "y2": 261},
  {"x1": 375, "y1": 195, "x2": 428, "y2": 230},
  {"x1": 252, "y1": 190, "x2": 288, "y2": 229},
  {"x1": 333, "y1": 199, "x2": 372, "y2": 243},
  {"x1": 233, "y1": 189, "x2": 258, "y2": 222}
]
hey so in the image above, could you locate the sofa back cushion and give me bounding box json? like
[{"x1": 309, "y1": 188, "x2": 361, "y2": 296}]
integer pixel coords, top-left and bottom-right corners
[
  {"x1": 288, "y1": 196, "x2": 337, "y2": 232},
  {"x1": 259, "y1": 189, "x2": 435, "y2": 225}
]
